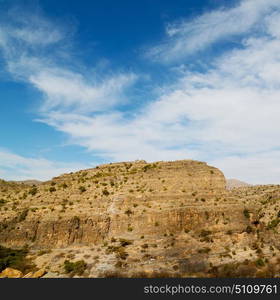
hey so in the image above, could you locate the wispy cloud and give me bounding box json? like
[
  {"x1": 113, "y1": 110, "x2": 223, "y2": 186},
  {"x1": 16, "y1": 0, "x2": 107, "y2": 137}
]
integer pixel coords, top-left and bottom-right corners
[
  {"x1": 147, "y1": 0, "x2": 280, "y2": 63},
  {"x1": 211, "y1": 151, "x2": 280, "y2": 185},
  {"x1": 31, "y1": 70, "x2": 137, "y2": 114},
  {"x1": 0, "y1": 149, "x2": 90, "y2": 181},
  {"x1": 1, "y1": 1, "x2": 280, "y2": 184},
  {"x1": 0, "y1": 7, "x2": 137, "y2": 114}
]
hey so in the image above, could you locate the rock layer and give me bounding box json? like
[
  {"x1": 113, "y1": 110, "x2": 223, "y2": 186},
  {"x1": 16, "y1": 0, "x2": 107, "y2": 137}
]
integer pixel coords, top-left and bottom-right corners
[{"x1": 0, "y1": 160, "x2": 279, "y2": 277}]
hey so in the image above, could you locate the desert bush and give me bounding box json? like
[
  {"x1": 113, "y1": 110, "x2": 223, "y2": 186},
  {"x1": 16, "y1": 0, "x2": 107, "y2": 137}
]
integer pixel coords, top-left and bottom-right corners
[
  {"x1": 125, "y1": 209, "x2": 133, "y2": 216},
  {"x1": 29, "y1": 186, "x2": 38, "y2": 196},
  {"x1": 62, "y1": 183, "x2": 68, "y2": 189},
  {"x1": 255, "y1": 258, "x2": 265, "y2": 267},
  {"x1": 102, "y1": 189, "x2": 110, "y2": 196},
  {"x1": 245, "y1": 225, "x2": 253, "y2": 234},
  {"x1": 64, "y1": 260, "x2": 87, "y2": 276},
  {"x1": 119, "y1": 239, "x2": 133, "y2": 247},
  {"x1": 18, "y1": 209, "x2": 28, "y2": 222},
  {"x1": 49, "y1": 187, "x2": 56, "y2": 193},
  {"x1": 267, "y1": 218, "x2": 280, "y2": 229},
  {"x1": 0, "y1": 245, "x2": 35, "y2": 273},
  {"x1": 197, "y1": 247, "x2": 211, "y2": 254},
  {"x1": 243, "y1": 209, "x2": 250, "y2": 219},
  {"x1": 79, "y1": 186, "x2": 86, "y2": 193}
]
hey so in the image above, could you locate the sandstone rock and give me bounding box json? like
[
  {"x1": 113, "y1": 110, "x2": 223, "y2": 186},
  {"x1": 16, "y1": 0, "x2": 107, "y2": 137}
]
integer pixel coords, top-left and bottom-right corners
[
  {"x1": 41, "y1": 272, "x2": 63, "y2": 278},
  {"x1": 23, "y1": 272, "x2": 34, "y2": 278},
  {"x1": 0, "y1": 159, "x2": 280, "y2": 278},
  {"x1": 22, "y1": 269, "x2": 46, "y2": 278},
  {"x1": 32, "y1": 268, "x2": 46, "y2": 278},
  {"x1": 0, "y1": 160, "x2": 227, "y2": 248},
  {"x1": 0, "y1": 268, "x2": 23, "y2": 278}
]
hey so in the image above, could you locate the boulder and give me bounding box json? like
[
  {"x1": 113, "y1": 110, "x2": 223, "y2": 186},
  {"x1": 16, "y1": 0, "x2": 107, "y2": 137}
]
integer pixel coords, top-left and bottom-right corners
[
  {"x1": 32, "y1": 268, "x2": 46, "y2": 278},
  {"x1": 0, "y1": 268, "x2": 23, "y2": 278},
  {"x1": 23, "y1": 272, "x2": 34, "y2": 278}
]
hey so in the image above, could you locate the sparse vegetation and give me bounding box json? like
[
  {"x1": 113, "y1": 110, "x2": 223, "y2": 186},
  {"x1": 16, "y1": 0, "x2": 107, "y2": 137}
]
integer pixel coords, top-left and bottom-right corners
[
  {"x1": 0, "y1": 245, "x2": 35, "y2": 273},
  {"x1": 79, "y1": 186, "x2": 86, "y2": 193},
  {"x1": 64, "y1": 260, "x2": 87, "y2": 276},
  {"x1": 49, "y1": 186, "x2": 56, "y2": 193},
  {"x1": 0, "y1": 160, "x2": 280, "y2": 278},
  {"x1": 243, "y1": 209, "x2": 250, "y2": 219},
  {"x1": 29, "y1": 186, "x2": 38, "y2": 196},
  {"x1": 102, "y1": 189, "x2": 110, "y2": 196}
]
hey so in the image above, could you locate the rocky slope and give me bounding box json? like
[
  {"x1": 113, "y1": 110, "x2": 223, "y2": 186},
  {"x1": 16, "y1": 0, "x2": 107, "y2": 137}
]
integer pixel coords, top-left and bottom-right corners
[
  {"x1": 226, "y1": 179, "x2": 250, "y2": 189},
  {"x1": 0, "y1": 160, "x2": 279, "y2": 278}
]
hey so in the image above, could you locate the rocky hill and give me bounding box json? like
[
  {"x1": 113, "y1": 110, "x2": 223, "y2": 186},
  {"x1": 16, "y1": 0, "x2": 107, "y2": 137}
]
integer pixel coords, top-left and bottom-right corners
[
  {"x1": 226, "y1": 179, "x2": 251, "y2": 189},
  {"x1": 0, "y1": 160, "x2": 279, "y2": 278}
]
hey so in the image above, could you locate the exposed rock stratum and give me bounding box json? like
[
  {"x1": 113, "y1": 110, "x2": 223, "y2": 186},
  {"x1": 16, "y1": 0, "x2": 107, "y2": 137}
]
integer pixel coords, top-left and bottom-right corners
[{"x1": 0, "y1": 160, "x2": 279, "y2": 277}]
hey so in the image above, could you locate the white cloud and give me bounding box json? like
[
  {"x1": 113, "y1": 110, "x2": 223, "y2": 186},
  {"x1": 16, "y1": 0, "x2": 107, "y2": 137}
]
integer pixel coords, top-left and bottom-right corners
[
  {"x1": 0, "y1": 8, "x2": 136, "y2": 114},
  {"x1": 210, "y1": 152, "x2": 280, "y2": 185},
  {"x1": 147, "y1": 0, "x2": 280, "y2": 63},
  {"x1": 30, "y1": 69, "x2": 137, "y2": 113},
  {"x1": 0, "y1": 149, "x2": 90, "y2": 181},
  {"x1": 1, "y1": 1, "x2": 280, "y2": 184},
  {"x1": 38, "y1": 1, "x2": 280, "y2": 184}
]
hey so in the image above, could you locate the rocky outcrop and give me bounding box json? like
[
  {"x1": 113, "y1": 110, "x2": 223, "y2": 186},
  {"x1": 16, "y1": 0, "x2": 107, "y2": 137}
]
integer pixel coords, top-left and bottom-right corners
[
  {"x1": 0, "y1": 159, "x2": 279, "y2": 277},
  {"x1": 0, "y1": 268, "x2": 46, "y2": 278},
  {"x1": 0, "y1": 160, "x2": 233, "y2": 248},
  {"x1": 226, "y1": 179, "x2": 250, "y2": 189},
  {"x1": 0, "y1": 268, "x2": 23, "y2": 278}
]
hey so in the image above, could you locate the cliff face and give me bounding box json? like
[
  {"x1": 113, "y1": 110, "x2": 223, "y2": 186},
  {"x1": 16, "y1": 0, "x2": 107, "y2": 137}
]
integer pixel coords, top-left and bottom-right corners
[
  {"x1": 0, "y1": 160, "x2": 228, "y2": 248},
  {"x1": 0, "y1": 160, "x2": 279, "y2": 277}
]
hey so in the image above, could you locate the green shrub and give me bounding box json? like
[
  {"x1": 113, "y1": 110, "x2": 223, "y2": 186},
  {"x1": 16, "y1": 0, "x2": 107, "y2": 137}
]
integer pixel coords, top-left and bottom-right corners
[
  {"x1": 243, "y1": 209, "x2": 250, "y2": 219},
  {"x1": 119, "y1": 239, "x2": 133, "y2": 247},
  {"x1": 0, "y1": 245, "x2": 34, "y2": 273},
  {"x1": 255, "y1": 258, "x2": 265, "y2": 267},
  {"x1": 198, "y1": 247, "x2": 211, "y2": 254},
  {"x1": 18, "y1": 209, "x2": 29, "y2": 222},
  {"x1": 79, "y1": 186, "x2": 86, "y2": 193},
  {"x1": 267, "y1": 219, "x2": 280, "y2": 229},
  {"x1": 141, "y1": 244, "x2": 148, "y2": 249},
  {"x1": 49, "y1": 187, "x2": 56, "y2": 193},
  {"x1": 29, "y1": 186, "x2": 38, "y2": 196},
  {"x1": 64, "y1": 260, "x2": 87, "y2": 276},
  {"x1": 199, "y1": 230, "x2": 212, "y2": 237},
  {"x1": 102, "y1": 189, "x2": 110, "y2": 196},
  {"x1": 245, "y1": 225, "x2": 253, "y2": 234}
]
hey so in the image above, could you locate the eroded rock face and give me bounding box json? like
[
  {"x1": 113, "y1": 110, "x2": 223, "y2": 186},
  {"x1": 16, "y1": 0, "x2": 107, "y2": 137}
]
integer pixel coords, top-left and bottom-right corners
[
  {"x1": 0, "y1": 160, "x2": 279, "y2": 277},
  {"x1": 0, "y1": 268, "x2": 46, "y2": 278},
  {"x1": 0, "y1": 268, "x2": 23, "y2": 278},
  {"x1": 0, "y1": 160, "x2": 231, "y2": 248}
]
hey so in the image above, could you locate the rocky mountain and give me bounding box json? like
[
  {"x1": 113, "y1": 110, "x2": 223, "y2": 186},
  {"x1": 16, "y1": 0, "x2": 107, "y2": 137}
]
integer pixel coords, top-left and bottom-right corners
[
  {"x1": 0, "y1": 160, "x2": 279, "y2": 278},
  {"x1": 226, "y1": 179, "x2": 251, "y2": 189},
  {"x1": 11, "y1": 180, "x2": 42, "y2": 186}
]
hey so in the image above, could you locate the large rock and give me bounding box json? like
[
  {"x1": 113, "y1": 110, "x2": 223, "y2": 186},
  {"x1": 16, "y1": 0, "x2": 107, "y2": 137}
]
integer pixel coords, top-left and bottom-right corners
[
  {"x1": 0, "y1": 160, "x2": 229, "y2": 248},
  {"x1": 22, "y1": 269, "x2": 46, "y2": 278},
  {"x1": 32, "y1": 269, "x2": 46, "y2": 278},
  {"x1": 0, "y1": 268, "x2": 23, "y2": 278}
]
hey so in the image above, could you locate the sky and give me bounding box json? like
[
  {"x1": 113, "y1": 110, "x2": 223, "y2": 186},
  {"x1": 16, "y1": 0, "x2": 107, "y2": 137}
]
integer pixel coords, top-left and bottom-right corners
[{"x1": 0, "y1": 0, "x2": 280, "y2": 184}]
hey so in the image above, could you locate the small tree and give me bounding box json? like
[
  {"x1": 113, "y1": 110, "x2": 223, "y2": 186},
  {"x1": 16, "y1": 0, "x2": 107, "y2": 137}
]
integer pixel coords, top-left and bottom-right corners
[{"x1": 79, "y1": 186, "x2": 86, "y2": 193}]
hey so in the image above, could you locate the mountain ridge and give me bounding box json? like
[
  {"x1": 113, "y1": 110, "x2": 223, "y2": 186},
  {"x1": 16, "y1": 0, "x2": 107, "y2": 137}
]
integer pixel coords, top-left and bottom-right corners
[{"x1": 0, "y1": 159, "x2": 279, "y2": 278}]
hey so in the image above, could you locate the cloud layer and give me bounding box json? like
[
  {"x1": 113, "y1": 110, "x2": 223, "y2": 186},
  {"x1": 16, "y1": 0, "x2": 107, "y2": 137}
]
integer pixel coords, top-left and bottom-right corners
[
  {"x1": 1, "y1": 1, "x2": 280, "y2": 184},
  {"x1": 147, "y1": 0, "x2": 280, "y2": 63},
  {"x1": 0, "y1": 149, "x2": 89, "y2": 181}
]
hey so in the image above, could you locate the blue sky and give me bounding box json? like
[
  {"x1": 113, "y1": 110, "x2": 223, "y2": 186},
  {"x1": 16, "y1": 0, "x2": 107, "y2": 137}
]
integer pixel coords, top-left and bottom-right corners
[{"x1": 1, "y1": 0, "x2": 280, "y2": 184}]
